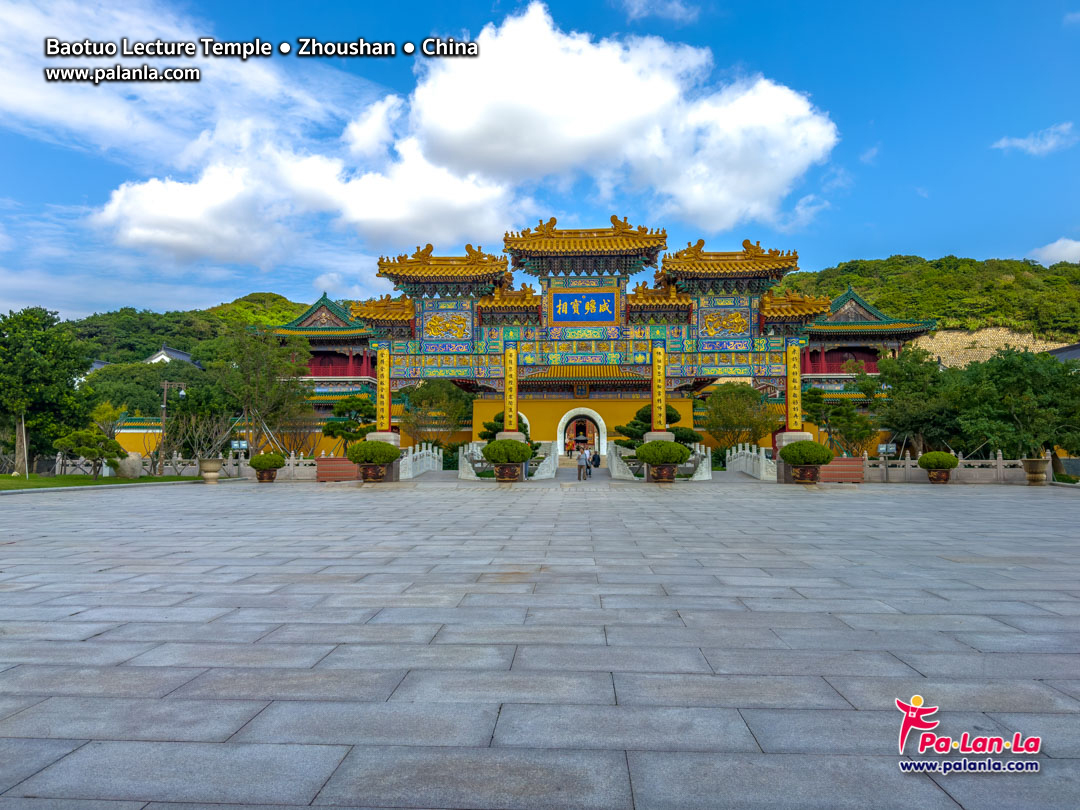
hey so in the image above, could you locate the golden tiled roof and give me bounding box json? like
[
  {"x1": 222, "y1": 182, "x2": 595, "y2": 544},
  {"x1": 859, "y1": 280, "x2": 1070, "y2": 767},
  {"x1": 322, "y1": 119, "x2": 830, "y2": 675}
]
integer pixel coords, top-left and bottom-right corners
[
  {"x1": 760, "y1": 289, "x2": 831, "y2": 320},
  {"x1": 520, "y1": 364, "x2": 649, "y2": 381},
  {"x1": 272, "y1": 326, "x2": 374, "y2": 337},
  {"x1": 377, "y1": 243, "x2": 509, "y2": 283},
  {"x1": 504, "y1": 215, "x2": 667, "y2": 256},
  {"x1": 350, "y1": 295, "x2": 415, "y2": 323},
  {"x1": 626, "y1": 280, "x2": 693, "y2": 307},
  {"x1": 475, "y1": 282, "x2": 542, "y2": 311},
  {"x1": 806, "y1": 321, "x2": 934, "y2": 333},
  {"x1": 662, "y1": 239, "x2": 799, "y2": 276}
]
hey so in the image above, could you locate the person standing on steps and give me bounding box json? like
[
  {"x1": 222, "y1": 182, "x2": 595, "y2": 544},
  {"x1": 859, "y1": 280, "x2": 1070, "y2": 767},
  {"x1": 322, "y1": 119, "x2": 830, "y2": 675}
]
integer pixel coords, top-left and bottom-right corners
[
  {"x1": 577, "y1": 447, "x2": 588, "y2": 480},
  {"x1": 583, "y1": 446, "x2": 592, "y2": 478}
]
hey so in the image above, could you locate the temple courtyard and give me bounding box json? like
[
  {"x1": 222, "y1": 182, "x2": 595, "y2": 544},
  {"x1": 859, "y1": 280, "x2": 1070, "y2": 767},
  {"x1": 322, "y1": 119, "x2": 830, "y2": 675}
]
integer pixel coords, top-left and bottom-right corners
[{"x1": 0, "y1": 480, "x2": 1077, "y2": 809}]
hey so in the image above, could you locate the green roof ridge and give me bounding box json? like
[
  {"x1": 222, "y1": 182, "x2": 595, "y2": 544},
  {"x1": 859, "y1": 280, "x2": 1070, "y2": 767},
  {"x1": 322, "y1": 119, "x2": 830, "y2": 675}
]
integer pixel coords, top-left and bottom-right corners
[{"x1": 280, "y1": 292, "x2": 359, "y2": 328}]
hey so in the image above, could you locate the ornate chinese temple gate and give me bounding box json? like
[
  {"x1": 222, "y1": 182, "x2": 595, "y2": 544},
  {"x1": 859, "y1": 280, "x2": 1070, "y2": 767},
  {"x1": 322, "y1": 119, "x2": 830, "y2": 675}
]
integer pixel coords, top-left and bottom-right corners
[{"x1": 274, "y1": 215, "x2": 833, "y2": 451}]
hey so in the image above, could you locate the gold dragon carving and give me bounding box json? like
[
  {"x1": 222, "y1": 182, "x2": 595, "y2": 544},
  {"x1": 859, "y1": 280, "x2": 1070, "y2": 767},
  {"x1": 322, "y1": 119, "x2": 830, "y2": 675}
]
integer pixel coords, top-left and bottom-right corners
[
  {"x1": 702, "y1": 310, "x2": 749, "y2": 337},
  {"x1": 426, "y1": 313, "x2": 470, "y2": 340}
]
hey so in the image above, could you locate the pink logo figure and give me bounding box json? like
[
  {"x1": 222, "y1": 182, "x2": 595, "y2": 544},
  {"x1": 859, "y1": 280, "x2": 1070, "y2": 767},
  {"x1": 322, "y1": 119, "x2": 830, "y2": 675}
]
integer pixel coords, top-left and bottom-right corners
[{"x1": 896, "y1": 694, "x2": 939, "y2": 754}]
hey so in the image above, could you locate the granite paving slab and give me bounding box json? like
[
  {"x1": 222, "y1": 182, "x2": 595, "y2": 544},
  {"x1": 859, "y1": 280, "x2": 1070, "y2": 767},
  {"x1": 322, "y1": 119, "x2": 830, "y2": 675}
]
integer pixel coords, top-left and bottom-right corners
[
  {"x1": 0, "y1": 696, "x2": 266, "y2": 741},
  {"x1": 10, "y1": 741, "x2": 349, "y2": 804},
  {"x1": 169, "y1": 667, "x2": 406, "y2": 701},
  {"x1": 317, "y1": 643, "x2": 514, "y2": 670},
  {"x1": 233, "y1": 700, "x2": 499, "y2": 746},
  {"x1": 121, "y1": 642, "x2": 336, "y2": 669},
  {"x1": 0, "y1": 738, "x2": 86, "y2": 793},
  {"x1": 626, "y1": 752, "x2": 957, "y2": 809},
  {"x1": 613, "y1": 673, "x2": 851, "y2": 708},
  {"x1": 492, "y1": 704, "x2": 759, "y2": 751},
  {"x1": 824, "y1": 676, "x2": 1080, "y2": 712},
  {"x1": 313, "y1": 745, "x2": 632, "y2": 809},
  {"x1": 740, "y1": 708, "x2": 1004, "y2": 754}
]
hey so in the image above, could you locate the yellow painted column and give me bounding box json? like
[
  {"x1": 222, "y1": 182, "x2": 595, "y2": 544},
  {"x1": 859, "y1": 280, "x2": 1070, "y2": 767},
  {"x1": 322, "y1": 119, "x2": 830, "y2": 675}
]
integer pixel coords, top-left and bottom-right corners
[
  {"x1": 376, "y1": 348, "x2": 391, "y2": 432},
  {"x1": 503, "y1": 348, "x2": 518, "y2": 432},
  {"x1": 786, "y1": 344, "x2": 802, "y2": 431},
  {"x1": 651, "y1": 346, "x2": 666, "y2": 430}
]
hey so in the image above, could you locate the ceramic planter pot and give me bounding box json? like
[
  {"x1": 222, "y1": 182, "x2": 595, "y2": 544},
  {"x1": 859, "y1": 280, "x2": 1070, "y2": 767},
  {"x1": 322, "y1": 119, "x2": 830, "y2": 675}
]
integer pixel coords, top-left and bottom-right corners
[
  {"x1": 926, "y1": 469, "x2": 950, "y2": 484},
  {"x1": 255, "y1": 469, "x2": 278, "y2": 483},
  {"x1": 198, "y1": 458, "x2": 223, "y2": 485},
  {"x1": 1021, "y1": 457, "x2": 1049, "y2": 486},
  {"x1": 494, "y1": 463, "x2": 522, "y2": 483},
  {"x1": 650, "y1": 463, "x2": 676, "y2": 483},
  {"x1": 359, "y1": 463, "x2": 386, "y2": 483},
  {"x1": 791, "y1": 464, "x2": 821, "y2": 484}
]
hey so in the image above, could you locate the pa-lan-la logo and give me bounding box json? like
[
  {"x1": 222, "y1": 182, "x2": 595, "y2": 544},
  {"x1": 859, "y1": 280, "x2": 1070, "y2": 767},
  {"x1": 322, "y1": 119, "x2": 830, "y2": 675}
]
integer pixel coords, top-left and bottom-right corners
[{"x1": 896, "y1": 695, "x2": 1041, "y2": 755}]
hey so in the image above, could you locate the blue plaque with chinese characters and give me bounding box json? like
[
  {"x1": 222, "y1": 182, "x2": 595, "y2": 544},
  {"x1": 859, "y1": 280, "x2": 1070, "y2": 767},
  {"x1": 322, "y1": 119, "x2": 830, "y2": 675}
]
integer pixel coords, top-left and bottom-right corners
[{"x1": 549, "y1": 291, "x2": 618, "y2": 325}]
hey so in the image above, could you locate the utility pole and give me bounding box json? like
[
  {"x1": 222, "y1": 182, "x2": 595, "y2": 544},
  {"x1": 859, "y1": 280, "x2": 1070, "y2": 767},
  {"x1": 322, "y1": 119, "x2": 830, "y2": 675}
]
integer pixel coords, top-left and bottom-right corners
[{"x1": 158, "y1": 381, "x2": 187, "y2": 475}]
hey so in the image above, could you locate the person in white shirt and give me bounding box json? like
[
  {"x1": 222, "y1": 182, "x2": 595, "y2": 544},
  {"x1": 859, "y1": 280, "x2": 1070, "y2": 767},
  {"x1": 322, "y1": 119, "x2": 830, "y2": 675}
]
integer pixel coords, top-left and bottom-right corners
[{"x1": 577, "y1": 447, "x2": 588, "y2": 480}]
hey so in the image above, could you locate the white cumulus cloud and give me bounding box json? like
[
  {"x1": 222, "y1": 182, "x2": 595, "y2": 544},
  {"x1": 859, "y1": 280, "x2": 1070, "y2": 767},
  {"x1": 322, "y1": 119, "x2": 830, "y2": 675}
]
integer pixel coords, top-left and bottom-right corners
[
  {"x1": 344, "y1": 95, "x2": 405, "y2": 158},
  {"x1": 1030, "y1": 237, "x2": 1080, "y2": 265},
  {"x1": 992, "y1": 122, "x2": 1078, "y2": 156},
  {"x1": 411, "y1": 2, "x2": 837, "y2": 232}
]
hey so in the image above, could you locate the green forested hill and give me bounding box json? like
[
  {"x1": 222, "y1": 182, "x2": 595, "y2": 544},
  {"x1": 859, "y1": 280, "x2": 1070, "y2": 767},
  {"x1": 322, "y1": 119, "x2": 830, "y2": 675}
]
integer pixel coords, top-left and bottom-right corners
[
  {"x1": 71, "y1": 292, "x2": 308, "y2": 364},
  {"x1": 780, "y1": 256, "x2": 1080, "y2": 340}
]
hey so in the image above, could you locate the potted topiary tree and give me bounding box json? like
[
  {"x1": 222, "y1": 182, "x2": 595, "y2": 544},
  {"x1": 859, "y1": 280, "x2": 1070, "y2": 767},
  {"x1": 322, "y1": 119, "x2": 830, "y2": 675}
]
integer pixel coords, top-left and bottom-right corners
[
  {"x1": 480, "y1": 439, "x2": 533, "y2": 483},
  {"x1": 636, "y1": 440, "x2": 691, "y2": 483},
  {"x1": 917, "y1": 451, "x2": 958, "y2": 484},
  {"x1": 249, "y1": 452, "x2": 286, "y2": 483},
  {"x1": 347, "y1": 440, "x2": 401, "y2": 483},
  {"x1": 778, "y1": 440, "x2": 834, "y2": 484}
]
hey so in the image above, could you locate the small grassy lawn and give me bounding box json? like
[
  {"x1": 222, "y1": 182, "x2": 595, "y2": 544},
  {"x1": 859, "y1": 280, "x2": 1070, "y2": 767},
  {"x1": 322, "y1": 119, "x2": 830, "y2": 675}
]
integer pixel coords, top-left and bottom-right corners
[{"x1": 0, "y1": 474, "x2": 191, "y2": 491}]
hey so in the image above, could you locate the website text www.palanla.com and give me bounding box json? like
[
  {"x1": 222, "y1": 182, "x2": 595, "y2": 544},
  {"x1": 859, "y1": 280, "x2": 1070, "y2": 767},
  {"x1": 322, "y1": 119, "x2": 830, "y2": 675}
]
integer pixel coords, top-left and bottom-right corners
[
  {"x1": 899, "y1": 757, "x2": 1040, "y2": 774},
  {"x1": 44, "y1": 64, "x2": 200, "y2": 85}
]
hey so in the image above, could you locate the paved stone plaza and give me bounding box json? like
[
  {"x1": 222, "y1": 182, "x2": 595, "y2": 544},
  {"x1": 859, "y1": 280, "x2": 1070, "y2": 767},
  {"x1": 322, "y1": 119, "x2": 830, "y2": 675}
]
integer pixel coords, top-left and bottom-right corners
[{"x1": 0, "y1": 479, "x2": 1077, "y2": 809}]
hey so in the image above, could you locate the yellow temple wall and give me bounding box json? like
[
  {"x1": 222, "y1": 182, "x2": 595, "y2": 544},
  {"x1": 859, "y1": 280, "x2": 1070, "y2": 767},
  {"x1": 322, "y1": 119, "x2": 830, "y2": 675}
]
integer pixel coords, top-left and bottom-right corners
[
  {"x1": 115, "y1": 427, "x2": 473, "y2": 458},
  {"x1": 471, "y1": 397, "x2": 696, "y2": 445}
]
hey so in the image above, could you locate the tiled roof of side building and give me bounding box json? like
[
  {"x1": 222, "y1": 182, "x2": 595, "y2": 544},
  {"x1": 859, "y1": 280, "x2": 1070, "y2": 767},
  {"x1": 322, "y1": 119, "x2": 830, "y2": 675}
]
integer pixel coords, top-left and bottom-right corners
[
  {"x1": 475, "y1": 283, "x2": 542, "y2": 310},
  {"x1": 377, "y1": 243, "x2": 508, "y2": 283},
  {"x1": 279, "y1": 292, "x2": 359, "y2": 329},
  {"x1": 760, "y1": 289, "x2": 832, "y2": 320},
  {"x1": 661, "y1": 239, "x2": 799, "y2": 278},
  {"x1": 350, "y1": 295, "x2": 416, "y2": 323}
]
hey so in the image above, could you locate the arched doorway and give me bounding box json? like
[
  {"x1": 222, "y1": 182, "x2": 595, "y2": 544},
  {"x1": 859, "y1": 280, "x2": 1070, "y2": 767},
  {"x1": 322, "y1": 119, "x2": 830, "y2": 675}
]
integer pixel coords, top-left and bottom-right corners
[
  {"x1": 554, "y1": 407, "x2": 608, "y2": 457},
  {"x1": 564, "y1": 416, "x2": 600, "y2": 454}
]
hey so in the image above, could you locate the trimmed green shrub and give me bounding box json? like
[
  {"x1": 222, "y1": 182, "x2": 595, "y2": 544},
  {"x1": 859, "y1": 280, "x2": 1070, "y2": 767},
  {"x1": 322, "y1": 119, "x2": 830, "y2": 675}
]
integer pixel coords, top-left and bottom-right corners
[
  {"x1": 481, "y1": 439, "x2": 533, "y2": 464},
  {"x1": 347, "y1": 440, "x2": 401, "y2": 465},
  {"x1": 778, "y1": 440, "x2": 834, "y2": 466},
  {"x1": 1054, "y1": 473, "x2": 1079, "y2": 484},
  {"x1": 918, "y1": 451, "x2": 958, "y2": 470},
  {"x1": 670, "y1": 426, "x2": 704, "y2": 446},
  {"x1": 248, "y1": 453, "x2": 286, "y2": 471},
  {"x1": 636, "y1": 440, "x2": 691, "y2": 466}
]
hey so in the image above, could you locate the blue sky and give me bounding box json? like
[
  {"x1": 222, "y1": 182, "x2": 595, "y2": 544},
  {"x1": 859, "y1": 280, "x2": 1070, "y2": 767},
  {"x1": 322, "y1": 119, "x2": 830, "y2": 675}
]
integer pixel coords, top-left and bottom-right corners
[{"x1": 1, "y1": 0, "x2": 1078, "y2": 317}]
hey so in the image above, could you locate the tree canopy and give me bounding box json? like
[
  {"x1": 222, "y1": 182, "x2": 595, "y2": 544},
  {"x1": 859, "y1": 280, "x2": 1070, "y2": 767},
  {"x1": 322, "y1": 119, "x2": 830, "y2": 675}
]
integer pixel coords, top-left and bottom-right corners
[
  {"x1": 70, "y1": 293, "x2": 308, "y2": 365},
  {"x1": 322, "y1": 395, "x2": 377, "y2": 452},
  {"x1": 702, "y1": 383, "x2": 783, "y2": 453},
  {"x1": 397, "y1": 380, "x2": 473, "y2": 447},
  {"x1": 781, "y1": 255, "x2": 1080, "y2": 339},
  {"x1": 207, "y1": 326, "x2": 312, "y2": 454},
  {"x1": 0, "y1": 308, "x2": 92, "y2": 473}
]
